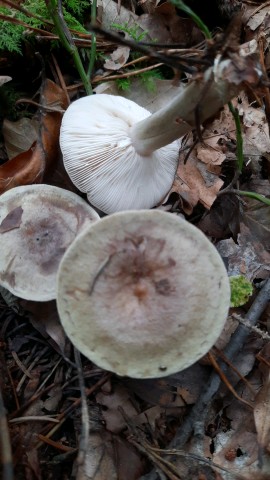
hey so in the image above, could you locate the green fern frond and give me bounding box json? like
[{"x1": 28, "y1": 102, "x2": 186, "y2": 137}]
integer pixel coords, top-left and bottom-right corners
[
  {"x1": 0, "y1": 7, "x2": 25, "y2": 54},
  {"x1": 0, "y1": 0, "x2": 89, "y2": 54}
]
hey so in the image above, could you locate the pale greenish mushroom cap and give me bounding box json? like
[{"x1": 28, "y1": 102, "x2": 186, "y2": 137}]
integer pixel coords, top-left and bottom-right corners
[
  {"x1": 56, "y1": 210, "x2": 230, "y2": 378},
  {"x1": 0, "y1": 184, "x2": 100, "y2": 301}
]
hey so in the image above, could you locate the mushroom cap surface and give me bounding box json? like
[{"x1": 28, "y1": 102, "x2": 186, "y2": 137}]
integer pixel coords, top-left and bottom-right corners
[
  {"x1": 59, "y1": 94, "x2": 179, "y2": 214},
  {"x1": 0, "y1": 184, "x2": 100, "y2": 301},
  {"x1": 57, "y1": 210, "x2": 230, "y2": 378}
]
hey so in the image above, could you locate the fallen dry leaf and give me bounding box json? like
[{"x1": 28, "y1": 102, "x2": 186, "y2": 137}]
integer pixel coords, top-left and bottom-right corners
[
  {"x1": 198, "y1": 194, "x2": 240, "y2": 240},
  {"x1": 94, "y1": 78, "x2": 182, "y2": 113},
  {"x1": 237, "y1": 92, "x2": 270, "y2": 158},
  {"x1": 0, "y1": 79, "x2": 68, "y2": 194},
  {"x1": 96, "y1": 384, "x2": 139, "y2": 433},
  {"x1": 76, "y1": 429, "x2": 144, "y2": 480},
  {"x1": 217, "y1": 222, "x2": 270, "y2": 281},
  {"x1": 241, "y1": 190, "x2": 270, "y2": 253},
  {"x1": 0, "y1": 75, "x2": 12, "y2": 86},
  {"x1": 98, "y1": 0, "x2": 139, "y2": 32},
  {"x1": 246, "y1": 6, "x2": 270, "y2": 32},
  {"x1": 170, "y1": 142, "x2": 224, "y2": 214},
  {"x1": 3, "y1": 117, "x2": 39, "y2": 160},
  {"x1": 254, "y1": 371, "x2": 270, "y2": 455},
  {"x1": 20, "y1": 300, "x2": 68, "y2": 355},
  {"x1": 104, "y1": 45, "x2": 130, "y2": 70}
]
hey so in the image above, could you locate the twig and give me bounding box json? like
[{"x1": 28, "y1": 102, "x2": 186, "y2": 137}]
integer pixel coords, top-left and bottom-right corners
[
  {"x1": 130, "y1": 438, "x2": 180, "y2": 480},
  {"x1": 37, "y1": 433, "x2": 77, "y2": 452},
  {"x1": 9, "y1": 415, "x2": 59, "y2": 424},
  {"x1": 90, "y1": 25, "x2": 208, "y2": 74},
  {"x1": 140, "y1": 277, "x2": 270, "y2": 480},
  {"x1": 74, "y1": 348, "x2": 89, "y2": 469},
  {"x1": 36, "y1": 373, "x2": 111, "y2": 448},
  {"x1": 207, "y1": 351, "x2": 254, "y2": 409},
  {"x1": 0, "y1": 385, "x2": 14, "y2": 480},
  {"x1": 93, "y1": 63, "x2": 163, "y2": 83},
  {"x1": 232, "y1": 313, "x2": 270, "y2": 341},
  {"x1": 213, "y1": 346, "x2": 256, "y2": 395}
]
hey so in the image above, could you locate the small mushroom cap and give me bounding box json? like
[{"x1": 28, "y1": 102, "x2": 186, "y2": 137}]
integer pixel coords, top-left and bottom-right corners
[
  {"x1": 59, "y1": 94, "x2": 179, "y2": 214},
  {"x1": 0, "y1": 184, "x2": 100, "y2": 301},
  {"x1": 57, "y1": 210, "x2": 230, "y2": 378}
]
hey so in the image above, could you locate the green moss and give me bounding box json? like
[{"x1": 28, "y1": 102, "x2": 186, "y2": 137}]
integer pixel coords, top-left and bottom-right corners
[{"x1": 230, "y1": 275, "x2": 253, "y2": 307}]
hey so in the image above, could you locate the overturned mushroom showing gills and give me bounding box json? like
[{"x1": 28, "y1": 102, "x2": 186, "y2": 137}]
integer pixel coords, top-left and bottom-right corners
[
  {"x1": 0, "y1": 184, "x2": 100, "y2": 301},
  {"x1": 57, "y1": 210, "x2": 230, "y2": 378},
  {"x1": 59, "y1": 55, "x2": 259, "y2": 214}
]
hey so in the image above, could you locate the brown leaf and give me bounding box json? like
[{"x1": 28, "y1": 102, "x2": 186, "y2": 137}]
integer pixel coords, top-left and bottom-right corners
[
  {"x1": 0, "y1": 79, "x2": 68, "y2": 194},
  {"x1": 0, "y1": 206, "x2": 23, "y2": 233},
  {"x1": 170, "y1": 143, "x2": 224, "y2": 214},
  {"x1": 198, "y1": 195, "x2": 240, "y2": 240},
  {"x1": 0, "y1": 75, "x2": 12, "y2": 86},
  {"x1": 217, "y1": 222, "x2": 270, "y2": 281},
  {"x1": 254, "y1": 372, "x2": 270, "y2": 452},
  {"x1": 21, "y1": 300, "x2": 68, "y2": 355},
  {"x1": 76, "y1": 430, "x2": 117, "y2": 480},
  {"x1": 77, "y1": 430, "x2": 144, "y2": 480},
  {"x1": 104, "y1": 46, "x2": 130, "y2": 70},
  {"x1": 3, "y1": 117, "x2": 39, "y2": 160},
  {"x1": 96, "y1": 384, "x2": 138, "y2": 433},
  {"x1": 140, "y1": 2, "x2": 204, "y2": 45}
]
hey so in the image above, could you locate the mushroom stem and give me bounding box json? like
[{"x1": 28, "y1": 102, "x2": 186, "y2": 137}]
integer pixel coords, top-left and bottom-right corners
[{"x1": 130, "y1": 59, "x2": 240, "y2": 156}]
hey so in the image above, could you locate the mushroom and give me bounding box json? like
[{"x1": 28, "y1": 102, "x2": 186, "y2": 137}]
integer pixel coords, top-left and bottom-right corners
[
  {"x1": 56, "y1": 210, "x2": 230, "y2": 378},
  {"x1": 0, "y1": 184, "x2": 100, "y2": 301},
  {"x1": 59, "y1": 57, "x2": 252, "y2": 214}
]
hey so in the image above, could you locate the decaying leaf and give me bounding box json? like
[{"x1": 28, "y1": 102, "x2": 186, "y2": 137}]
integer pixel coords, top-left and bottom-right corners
[
  {"x1": 2, "y1": 117, "x2": 39, "y2": 160},
  {"x1": 170, "y1": 144, "x2": 224, "y2": 214},
  {"x1": 97, "y1": 0, "x2": 139, "y2": 32},
  {"x1": 96, "y1": 384, "x2": 139, "y2": 433},
  {"x1": 209, "y1": 369, "x2": 259, "y2": 475},
  {"x1": 104, "y1": 45, "x2": 130, "y2": 70},
  {"x1": 254, "y1": 371, "x2": 270, "y2": 455},
  {"x1": 0, "y1": 75, "x2": 12, "y2": 86},
  {"x1": 198, "y1": 195, "x2": 241, "y2": 240},
  {"x1": 94, "y1": 78, "x2": 182, "y2": 113},
  {"x1": 241, "y1": 183, "x2": 270, "y2": 252},
  {"x1": 20, "y1": 300, "x2": 68, "y2": 355},
  {"x1": 0, "y1": 205, "x2": 23, "y2": 232},
  {"x1": 247, "y1": 6, "x2": 270, "y2": 32},
  {"x1": 139, "y1": 6, "x2": 204, "y2": 45},
  {"x1": 0, "y1": 79, "x2": 68, "y2": 194},
  {"x1": 217, "y1": 222, "x2": 270, "y2": 281},
  {"x1": 76, "y1": 429, "x2": 144, "y2": 480},
  {"x1": 237, "y1": 93, "x2": 270, "y2": 158}
]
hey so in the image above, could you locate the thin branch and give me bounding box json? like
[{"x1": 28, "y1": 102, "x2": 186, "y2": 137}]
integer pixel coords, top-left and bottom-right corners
[{"x1": 74, "y1": 348, "x2": 89, "y2": 469}]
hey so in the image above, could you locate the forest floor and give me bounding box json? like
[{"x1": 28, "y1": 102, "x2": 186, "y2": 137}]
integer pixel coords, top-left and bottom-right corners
[{"x1": 0, "y1": 1, "x2": 270, "y2": 479}]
